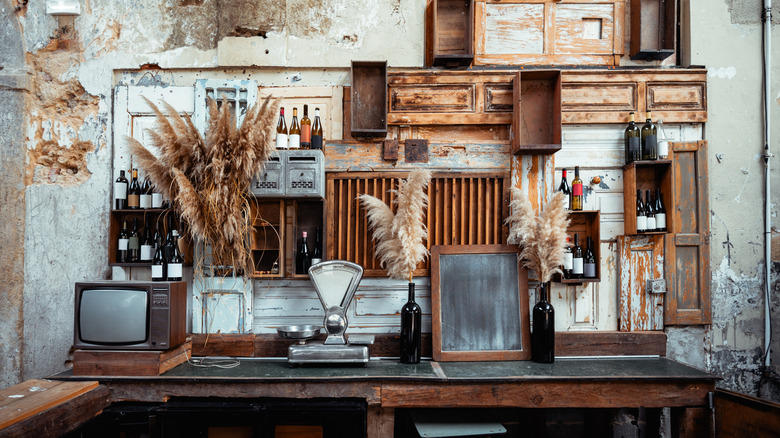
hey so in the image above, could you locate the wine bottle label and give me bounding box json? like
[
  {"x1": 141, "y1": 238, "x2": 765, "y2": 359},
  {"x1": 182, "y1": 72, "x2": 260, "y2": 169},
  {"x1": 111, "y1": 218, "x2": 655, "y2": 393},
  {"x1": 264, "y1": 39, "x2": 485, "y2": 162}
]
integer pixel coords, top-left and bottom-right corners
[
  {"x1": 167, "y1": 263, "x2": 183, "y2": 278},
  {"x1": 643, "y1": 134, "x2": 657, "y2": 153},
  {"x1": 646, "y1": 217, "x2": 657, "y2": 231},
  {"x1": 636, "y1": 215, "x2": 647, "y2": 231},
  {"x1": 656, "y1": 213, "x2": 667, "y2": 230},
  {"x1": 140, "y1": 245, "x2": 152, "y2": 261},
  {"x1": 151, "y1": 265, "x2": 163, "y2": 279},
  {"x1": 128, "y1": 194, "x2": 139, "y2": 208},
  {"x1": 301, "y1": 125, "x2": 311, "y2": 143},
  {"x1": 276, "y1": 133, "x2": 288, "y2": 149},
  {"x1": 128, "y1": 236, "x2": 139, "y2": 250},
  {"x1": 288, "y1": 134, "x2": 300, "y2": 149},
  {"x1": 572, "y1": 258, "x2": 584, "y2": 274},
  {"x1": 311, "y1": 258, "x2": 323, "y2": 265},
  {"x1": 572, "y1": 183, "x2": 583, "y2": 196},
  {"x1": 139, "y1": 194, "x2": 151, "y2": 209},
  {"x1": 118, "y1": 238, "x2": 129, "y2": 250},
  {"x1": 628, "y1": 137, "x2": 640, "y2": 159},
  {"x1": 114, "y1": 182, "x2": 127, "y2": 199},
  {"x1": 563, "y1": 253, "x2": 573, "y2": 270},
  {"x1": 658, "y1": 140, "x2": 669, "y2": 158},
  {"x1": 311, "y1": 135, "x2": 323, "y2": 150},
  {"x1": 151, "y1": 193, "x2": 163, "y2": 208},
  {"x1": 584, "y1": 263, "x2": 596, "y2": 278}
]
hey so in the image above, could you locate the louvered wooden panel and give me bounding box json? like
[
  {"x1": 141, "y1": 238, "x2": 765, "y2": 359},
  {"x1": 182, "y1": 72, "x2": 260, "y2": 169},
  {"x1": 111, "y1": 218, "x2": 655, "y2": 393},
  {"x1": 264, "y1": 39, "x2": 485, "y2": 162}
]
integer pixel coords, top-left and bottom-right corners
[{"x1": 327, "y1": 172, "x2": 510, "y2": 277}]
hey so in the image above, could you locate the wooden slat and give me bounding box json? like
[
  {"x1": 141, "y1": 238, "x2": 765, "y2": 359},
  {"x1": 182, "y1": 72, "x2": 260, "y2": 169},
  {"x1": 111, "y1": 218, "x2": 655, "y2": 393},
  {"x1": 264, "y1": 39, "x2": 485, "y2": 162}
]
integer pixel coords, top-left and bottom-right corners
[
  {"x1": 0, "y1": 380, "x2": 100, "y2": 430},
  {"x1": 193, "y1": 333, "x2": 255, "y2": 357}
]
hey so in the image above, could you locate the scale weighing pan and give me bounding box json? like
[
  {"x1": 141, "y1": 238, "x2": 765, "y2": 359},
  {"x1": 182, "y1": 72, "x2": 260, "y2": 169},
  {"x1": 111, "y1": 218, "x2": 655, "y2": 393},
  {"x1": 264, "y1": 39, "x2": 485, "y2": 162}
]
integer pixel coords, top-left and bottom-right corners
[{"x1": 286, "y1": 260, "x2": 370, "y2": 366}]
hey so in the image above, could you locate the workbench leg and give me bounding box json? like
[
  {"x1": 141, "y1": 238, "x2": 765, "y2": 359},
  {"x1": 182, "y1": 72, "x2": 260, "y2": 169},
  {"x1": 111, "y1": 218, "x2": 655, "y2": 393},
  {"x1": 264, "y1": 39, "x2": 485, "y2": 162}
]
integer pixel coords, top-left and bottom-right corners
[
  {"x1": 672, "y1": 407, "x2": 711, "y2": 438},
  {"x1": 367, "y1": 407, "x2": 394, "y2": 438}
]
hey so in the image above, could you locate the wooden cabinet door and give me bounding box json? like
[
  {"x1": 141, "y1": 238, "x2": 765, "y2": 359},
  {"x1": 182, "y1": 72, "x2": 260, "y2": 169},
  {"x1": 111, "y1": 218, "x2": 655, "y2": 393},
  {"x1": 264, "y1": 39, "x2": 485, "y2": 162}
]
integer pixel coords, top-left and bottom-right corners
[
  {"x1": 618, "y1": 235, "x2": 665, "y2": 331},
  {"x1": 664, "y1": 141, "x2": 711, "y2": 325}
]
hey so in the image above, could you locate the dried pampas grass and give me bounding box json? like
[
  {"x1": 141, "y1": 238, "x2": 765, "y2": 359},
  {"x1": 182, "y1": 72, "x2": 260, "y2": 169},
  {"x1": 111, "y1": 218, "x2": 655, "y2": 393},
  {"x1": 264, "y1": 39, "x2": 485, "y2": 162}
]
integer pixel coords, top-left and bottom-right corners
[
  {"x1": 359, "y1": 169, "x2": 431, "y2": 282},
  {"x1": 506, "y1": 189, "x2": 570, "y2": 283},
  {"x1": 126, "y1": 95, "x2": 280, "y2": 274}
]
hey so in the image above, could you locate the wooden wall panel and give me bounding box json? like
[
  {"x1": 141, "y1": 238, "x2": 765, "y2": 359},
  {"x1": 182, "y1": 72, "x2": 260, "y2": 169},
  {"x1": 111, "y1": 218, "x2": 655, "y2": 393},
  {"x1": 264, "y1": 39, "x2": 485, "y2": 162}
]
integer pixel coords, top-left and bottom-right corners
[
  {"x1": 665, "y1": 141, "x2": 711, "y2": 325},
  {"x1": 618, "y1": 235, "x2": 665, "y2": 331},
  {"x1": 714, "y1": 389, "x2": 780, "y2": 437},
  {"x1": 327, "y1": 172, "x2": 509, "y2": 277}
]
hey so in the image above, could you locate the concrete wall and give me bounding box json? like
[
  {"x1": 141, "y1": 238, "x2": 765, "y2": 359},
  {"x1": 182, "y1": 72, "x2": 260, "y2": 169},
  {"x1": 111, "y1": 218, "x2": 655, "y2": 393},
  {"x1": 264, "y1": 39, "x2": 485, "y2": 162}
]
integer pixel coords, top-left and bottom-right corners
[{"x1": 1, "y1": 0, "x2": 780, "y2": 407}]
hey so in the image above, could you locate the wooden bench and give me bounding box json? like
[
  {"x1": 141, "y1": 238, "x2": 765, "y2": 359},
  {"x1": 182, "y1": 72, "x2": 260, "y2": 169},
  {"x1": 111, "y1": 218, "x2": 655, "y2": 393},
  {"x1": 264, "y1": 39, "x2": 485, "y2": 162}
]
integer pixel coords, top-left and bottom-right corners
[{"x1": 0, "y1": 379, "x2": 110, "y2": 437}]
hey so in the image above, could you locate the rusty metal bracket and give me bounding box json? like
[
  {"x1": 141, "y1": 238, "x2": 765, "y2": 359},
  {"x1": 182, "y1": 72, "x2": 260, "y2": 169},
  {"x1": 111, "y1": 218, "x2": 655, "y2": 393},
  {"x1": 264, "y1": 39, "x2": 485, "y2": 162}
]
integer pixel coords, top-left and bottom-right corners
[
  {"x1": 383, "y1": 139, "x2": 398, "y2": 161},
  {"x1": 405, "y1": 139, "x2": 429, "y2": 163},
  {"x1": 647, "y1": 278, "x2": 667, "y2": 294}
]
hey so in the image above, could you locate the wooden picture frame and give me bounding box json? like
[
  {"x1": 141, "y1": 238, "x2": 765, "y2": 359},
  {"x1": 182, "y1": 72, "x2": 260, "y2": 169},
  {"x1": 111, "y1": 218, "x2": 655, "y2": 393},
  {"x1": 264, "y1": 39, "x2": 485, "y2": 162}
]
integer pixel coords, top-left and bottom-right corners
[{"x1": 431, "y1": 244, "x2": 531, "y2": 361}]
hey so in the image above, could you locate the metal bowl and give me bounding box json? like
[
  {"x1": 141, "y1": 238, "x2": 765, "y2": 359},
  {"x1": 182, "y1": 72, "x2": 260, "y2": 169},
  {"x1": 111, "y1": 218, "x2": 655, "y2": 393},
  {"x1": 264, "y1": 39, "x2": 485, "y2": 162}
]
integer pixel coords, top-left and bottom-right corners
[{"x1": 276, "y1": 325, "x2": 320, "y2": 340}]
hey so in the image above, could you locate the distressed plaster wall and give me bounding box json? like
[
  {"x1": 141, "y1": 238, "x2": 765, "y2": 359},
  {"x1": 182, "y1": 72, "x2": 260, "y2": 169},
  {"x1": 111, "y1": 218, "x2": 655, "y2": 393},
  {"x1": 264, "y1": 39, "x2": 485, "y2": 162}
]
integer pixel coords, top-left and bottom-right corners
[{"x1": 673, "y1": 0, "x2": 780, "y2": 400}]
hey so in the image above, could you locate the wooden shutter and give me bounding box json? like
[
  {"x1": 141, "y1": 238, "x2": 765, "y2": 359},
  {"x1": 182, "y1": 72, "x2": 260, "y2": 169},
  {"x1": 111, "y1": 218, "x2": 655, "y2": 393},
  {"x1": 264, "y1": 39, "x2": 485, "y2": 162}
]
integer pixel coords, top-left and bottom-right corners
[
  {"x1": 664, "y1": 141, "x2": 711, "y2": 325},
  {"x1": 618, "y1": 235, "x2": 665, "y2": 331},
  {"x1": 327, "y1": 172, "x2": 510, "y2": 277}
]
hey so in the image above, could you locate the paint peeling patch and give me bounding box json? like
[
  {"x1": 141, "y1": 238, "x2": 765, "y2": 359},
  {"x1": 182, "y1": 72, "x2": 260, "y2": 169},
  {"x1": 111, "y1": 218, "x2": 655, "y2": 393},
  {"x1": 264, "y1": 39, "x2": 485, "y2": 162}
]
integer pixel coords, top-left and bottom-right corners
[
  {"x1": 708, "y1": 67, "x2": 737, "y2": 80},
  {"x1": 8, "y1": 394, "x2": 24, "y2": 398}
]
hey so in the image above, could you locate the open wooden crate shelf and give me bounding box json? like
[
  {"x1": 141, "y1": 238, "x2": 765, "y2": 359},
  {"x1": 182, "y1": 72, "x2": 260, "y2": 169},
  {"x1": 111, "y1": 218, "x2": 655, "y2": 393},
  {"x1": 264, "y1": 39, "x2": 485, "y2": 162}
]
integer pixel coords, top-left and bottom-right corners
[
  {"x1": 350, "y1": 61, "x2": 388, "y2": 138},
  {"x1": 622, "y1": 160, "x2": 673, "y2": 235},
  {"x1": 512, "y1": 70, "x2": 562, "y2": 155},
  {"x1": 630, "y1": 0, "x2": 676, "y2": 61},
  {"x1": 429, "y1": 0, "x2": 474, "y2": 67},
  {"x1": 553, "y1": 210, "x2": 601, "y2": 284}
]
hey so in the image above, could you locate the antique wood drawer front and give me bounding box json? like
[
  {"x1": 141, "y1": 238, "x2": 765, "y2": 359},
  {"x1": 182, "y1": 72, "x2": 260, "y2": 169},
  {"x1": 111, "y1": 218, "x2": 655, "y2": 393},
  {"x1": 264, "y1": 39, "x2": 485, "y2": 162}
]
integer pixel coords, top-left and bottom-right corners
[
  {"x1": 647, "y1": 82, "x2": 707, "y2": 111},
  {"x1": 553, "y1": 3, "x2": 616, "y2": 54},
  {"x1": 484, "y1": 84, "x2": 514, "y2": 112},
  {"x1": 561, "y1": 82, "x2": 637, "y2": 112},
  {"x1": 390, "y1": 84, "x2": 476, "y2": 112}
]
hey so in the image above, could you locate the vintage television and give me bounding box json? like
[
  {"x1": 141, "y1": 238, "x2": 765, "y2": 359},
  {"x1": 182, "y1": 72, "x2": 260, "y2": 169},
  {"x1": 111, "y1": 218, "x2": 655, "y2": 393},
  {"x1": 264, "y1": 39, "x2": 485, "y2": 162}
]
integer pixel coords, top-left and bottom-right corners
[{"x1": 74, "y1": 281, "x2": 187, "y2": 350}]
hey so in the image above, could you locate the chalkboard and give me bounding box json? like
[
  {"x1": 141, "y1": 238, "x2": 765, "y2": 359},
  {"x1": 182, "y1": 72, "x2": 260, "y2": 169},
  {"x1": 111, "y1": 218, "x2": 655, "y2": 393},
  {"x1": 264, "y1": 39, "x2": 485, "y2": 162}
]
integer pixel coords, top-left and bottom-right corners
[{"x1": 431, "y1": 244, "x2": 531, "y2": 361}]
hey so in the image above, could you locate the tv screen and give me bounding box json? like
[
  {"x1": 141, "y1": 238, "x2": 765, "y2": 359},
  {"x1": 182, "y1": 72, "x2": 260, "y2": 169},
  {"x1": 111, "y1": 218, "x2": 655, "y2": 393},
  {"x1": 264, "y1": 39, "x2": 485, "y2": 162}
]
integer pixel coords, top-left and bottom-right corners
[{"x1": 79, "y1": 289, "x2": 148, "y2": 344}]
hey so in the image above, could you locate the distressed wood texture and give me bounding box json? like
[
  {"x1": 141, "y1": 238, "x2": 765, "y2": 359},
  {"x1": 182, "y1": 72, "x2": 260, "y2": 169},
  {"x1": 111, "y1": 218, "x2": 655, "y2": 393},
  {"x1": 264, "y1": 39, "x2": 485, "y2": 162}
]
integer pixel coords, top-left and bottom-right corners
[
  {"x1": 618, "y1": 235, "x2": 665, "y2": 331},
  {"x1": 622, "y1": 160, "x2": 674, "y2": 235},
  {"x1": 351, "y1": 61, "x2": 388, "y2": 137},
  {"x1": 250, "y1": 200, "x2": 285, "y2": 278},
  {"x1": 474, "y1": 0, "x2": 625, "y2": 66},
  {"x1": 73, "y1": 341, "x2": 192, "y2": 376},
  {"x1": 714, "y1": 388, "x2": 780, "y2": 438},
  {"x1": 560, "y1": 69, "x2": 707, "y2": 124},
  {"x1": 665, "y1": 141, "x2": 711, "y2": 325},
  {"x1": 430, "y1": 0, "x2": 475, "y2": 67},
  {"x1": 193, "y1": 333, "x2": 256, "y2": 357},
  {"x1": 327, "y1": 172, "x2": 509, "y2": 277},
  {"x1": 555, "y1": 210, "x2": 601, "y2": 283},
  {"x1": 630, "y1": 0, "x2": 676, "y2": 61},
  {"x1": 0, "y1": 380, "x2": 102, "y2": 430},
  {"x1": 512, "y1": 70, "x2": 562, "y2": 155},
  {"x1": 557, "y1": 331, "x2": 666, "y2": 356},
  {"x1": 367, "y1": 407, "x2": 395, "y2": 438}
]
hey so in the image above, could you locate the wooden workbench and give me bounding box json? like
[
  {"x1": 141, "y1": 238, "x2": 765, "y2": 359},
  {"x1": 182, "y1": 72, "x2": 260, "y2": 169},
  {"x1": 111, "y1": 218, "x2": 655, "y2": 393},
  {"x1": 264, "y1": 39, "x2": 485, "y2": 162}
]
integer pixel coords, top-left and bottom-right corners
[{"x1": 49, "y1": 357, "x2": 717, "y2": 437}]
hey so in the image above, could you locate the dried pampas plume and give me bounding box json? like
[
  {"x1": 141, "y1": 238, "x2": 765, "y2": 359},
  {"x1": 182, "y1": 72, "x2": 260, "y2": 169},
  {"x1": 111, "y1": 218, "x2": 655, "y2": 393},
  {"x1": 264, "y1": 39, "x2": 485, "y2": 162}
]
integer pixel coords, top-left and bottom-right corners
[
  {"x1": 359, "y1": 170, "x2": 431, "y2": 282},
  {"x1": 505, "y1": 189, "x2": 570, "y2": 283},
  {"x1": 126, "y1": 95, "x2": 280, "y2": 274}
]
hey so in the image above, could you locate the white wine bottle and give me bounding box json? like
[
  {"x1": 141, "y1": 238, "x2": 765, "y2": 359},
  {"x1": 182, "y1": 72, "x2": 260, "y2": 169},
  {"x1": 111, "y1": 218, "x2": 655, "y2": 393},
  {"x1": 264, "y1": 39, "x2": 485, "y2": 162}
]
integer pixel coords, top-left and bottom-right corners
[
  {"x1": 276, "y1": 107, "x2": 288, "y2": 149},
  {"x1": 288, "y1": 108, "x2": 301, "y2": 149},
  {"x1": 636, "y1": 189, "x2": 647, "y2": 233}
]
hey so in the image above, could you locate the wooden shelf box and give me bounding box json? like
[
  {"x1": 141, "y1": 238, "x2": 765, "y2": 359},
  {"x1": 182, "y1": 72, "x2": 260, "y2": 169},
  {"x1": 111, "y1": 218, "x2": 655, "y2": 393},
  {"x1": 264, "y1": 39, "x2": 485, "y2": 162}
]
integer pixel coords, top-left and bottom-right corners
[
  {"x1": 430, "y1": 0, "x2": 474, "y2": 67},
  {"x1": 630, "y1": 0, "x2": 676, "y2": 61},
  {"x1": 350, "y1": 61, "x2": 388, "y2": 138},
  {"x1": 250, "y1": 200, "x2": 284, "y2": 278},
  {"x1": 512, "y1": 70, "x2": 562, "y2": 155},
  {"x1": 109, "y1": 209, "x2": 187, "y2": 266},
  {"x1": 622, "y1": 160, "x2": 673, "y2": 235},
  {"x1": 554, "y1": 210, "x2": 601, "y2": 284}
]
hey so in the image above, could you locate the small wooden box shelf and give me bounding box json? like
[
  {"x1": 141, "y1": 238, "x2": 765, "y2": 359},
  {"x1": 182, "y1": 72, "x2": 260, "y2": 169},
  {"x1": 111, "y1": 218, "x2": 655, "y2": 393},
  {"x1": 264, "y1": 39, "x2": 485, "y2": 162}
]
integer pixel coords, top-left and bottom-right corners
[
  {"x1": 630, "y1": 0, "x2": 676, "y2": 61},
  {"x1": 109, "y1": 209, "x2": 186, "y2": 267},
  {"x1": 250, "y1": 200, "x2": 284, "y2": 278},
  {"x1": 350, "y1": 61, "x2": 388, "y2": 138},
  {"x1": 430, "y1": 0, "x2": 474, "y2": 67},
  {"x1": 512, "y1": 70, "x2": 562, "y2": 155},
  {"x1": 555, "y1": 210, "x2": 601, "y2": 284},
  {"x1": 623, "y1": 160, "x2": 673, "y2": 235}
]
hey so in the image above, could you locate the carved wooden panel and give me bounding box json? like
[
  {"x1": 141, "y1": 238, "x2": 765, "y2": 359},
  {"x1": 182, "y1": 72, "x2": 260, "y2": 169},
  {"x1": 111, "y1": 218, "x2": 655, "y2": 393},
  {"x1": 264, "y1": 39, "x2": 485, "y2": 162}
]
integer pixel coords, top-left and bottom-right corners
[
  {"x1": 390, "y1": 84, "x2": 475, "y2": 112},
  {"x1": 647, "y1": 82, "x2": 707, "y2": 111},
  {"x1": 326, "y1": 172, "x2": 510, "y2": 277},
  {"x1": 474, "y1": 0, "x2": 625, "y2": 66}
]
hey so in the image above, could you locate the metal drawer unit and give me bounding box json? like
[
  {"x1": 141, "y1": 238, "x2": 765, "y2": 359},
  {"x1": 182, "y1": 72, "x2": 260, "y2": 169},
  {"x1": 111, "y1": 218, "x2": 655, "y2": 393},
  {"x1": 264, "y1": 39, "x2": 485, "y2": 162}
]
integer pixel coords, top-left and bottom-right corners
[{"x1": 251, "y1": 150, "x2": 324, "y2": 199}]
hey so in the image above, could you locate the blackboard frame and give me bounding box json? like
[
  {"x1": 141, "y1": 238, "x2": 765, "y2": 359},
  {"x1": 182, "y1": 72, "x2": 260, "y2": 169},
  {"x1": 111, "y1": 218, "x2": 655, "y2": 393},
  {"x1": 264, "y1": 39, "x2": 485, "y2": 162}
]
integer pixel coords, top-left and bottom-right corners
[{"x1": 431, "y1": 244, "x2": 531, "y2": 361}]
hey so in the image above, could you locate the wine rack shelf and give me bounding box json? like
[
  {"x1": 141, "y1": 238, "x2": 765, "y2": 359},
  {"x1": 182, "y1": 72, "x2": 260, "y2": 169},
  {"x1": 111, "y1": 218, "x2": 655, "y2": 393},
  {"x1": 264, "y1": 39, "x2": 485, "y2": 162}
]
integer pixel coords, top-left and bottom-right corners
[
  {"x1": 553, "y1": 210, "x2": 601, "y2": 284},
  {"x1": 108, "y1": 208, "x2": 189, "y2": 267},
  {"x1": 622, "y1": 160, "x2": 673, "y2": 235}
]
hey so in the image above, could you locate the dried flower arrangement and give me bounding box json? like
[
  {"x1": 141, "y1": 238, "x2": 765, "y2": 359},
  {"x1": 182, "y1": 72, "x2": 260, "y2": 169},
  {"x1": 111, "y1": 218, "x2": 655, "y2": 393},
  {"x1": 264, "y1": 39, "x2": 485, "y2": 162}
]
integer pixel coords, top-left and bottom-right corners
[
  {"x1": 505, "y1": 189, "x2": 570, "y2": 283},
  {"x1": 359, "y1": 169, "x2": 431, "y2": 282},
  {"x1": 126, "y1": 96, "x2": 280, "y2": 274}
]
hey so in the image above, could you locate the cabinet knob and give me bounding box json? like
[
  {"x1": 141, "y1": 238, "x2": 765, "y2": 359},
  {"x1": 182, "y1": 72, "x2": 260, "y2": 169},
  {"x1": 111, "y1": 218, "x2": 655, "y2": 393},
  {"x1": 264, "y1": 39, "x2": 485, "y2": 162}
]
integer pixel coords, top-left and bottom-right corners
[{"x1": 591, "y1": 176, "x2": 602, "y2": 185}]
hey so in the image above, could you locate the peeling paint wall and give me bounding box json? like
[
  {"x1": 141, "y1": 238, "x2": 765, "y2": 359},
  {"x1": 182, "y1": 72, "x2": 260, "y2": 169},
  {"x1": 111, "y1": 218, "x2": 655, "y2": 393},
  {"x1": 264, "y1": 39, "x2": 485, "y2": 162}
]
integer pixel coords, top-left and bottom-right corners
[{"x1": 675, "y1": 0, "x2": 780, "y2": 401}]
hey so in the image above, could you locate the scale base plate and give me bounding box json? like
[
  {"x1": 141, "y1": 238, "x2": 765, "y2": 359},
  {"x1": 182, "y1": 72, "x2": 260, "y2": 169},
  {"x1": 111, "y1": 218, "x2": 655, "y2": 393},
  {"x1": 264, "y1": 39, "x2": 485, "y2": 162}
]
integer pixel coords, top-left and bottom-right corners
[{"x1": 288, "y1": 342, "x2": 369, "y2": 366}]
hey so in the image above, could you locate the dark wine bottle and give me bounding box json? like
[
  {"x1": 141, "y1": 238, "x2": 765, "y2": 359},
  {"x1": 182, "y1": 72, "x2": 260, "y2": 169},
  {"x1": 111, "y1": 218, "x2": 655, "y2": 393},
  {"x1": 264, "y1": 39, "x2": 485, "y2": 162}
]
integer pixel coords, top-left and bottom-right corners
[
  {"x1": 400, "y1": 283, "x2": 422, "y2": 364},
  {"x1": 140, "y1": 223, "x2": 153, "y2": 262},
  {"x1": 114, "y1": 170, "x2": 129, "y2": 210},
  {"x1": 558, "y1": 169, "x2": 571, "y2": 210},
  {"x1": 641, "y1": 111, "x2": 658, "y2": 160},
  {"x1": 151, "y1": 237, "x2": 166, "y2": 281},
  {"x1": 167, "y1": 229, "x2": 183, "y2": 281},
  {"x1": 571, "y1": 233, "x2": 583, "y2": 279},
  {"x1": 117, "y1": 219, "x2": 129, "y2": 263},
  {"x1": 531, "y1": 282, "x2": 555, "y2": 363},
  {"x1": 655, "y1": 188, "x2": 667, "y2": 232},
  {"x1": 288, "y1": 107, "x2": 301, "y2": 149},
  {"x1": 163, "y1": 214, "x2": 175, "y2": 263},
  {"x1": 297, "y1": 231, "x2": 310, "y2": 275},
  {"x1": 128, "y1": 217, "x2": 140, "y2": 262},
  {"x1": 311, "y1": 107, "x2": 323, "y2": 150},
  {"x1": 311, "y1": 227, "x2": 323, "y2": 265},
  {"x1": 636, "y1": 189, "x2": 647, "y2": 233},
  {"x1": 624, "y1": 112, "x2": 641, "y2": 164},
  {"x1": 300, "y1": 104, "x2": 311, "y2": 149},
  {"x1": 562, "y1": 235, "x2": 573, "y2": 279},
  {"x1": 139, "y1": 175, "x2": 152, "y2": 209},
  {"x1": 276, "y1": 107, "x2": 288, "y2": 149},
  {"x1": 128, "y1": 168, "x2": 141, "y2": 209},
  {"x1": 645, "y1": 189, "x2": 656, "y2": 232},
  {"x1": 584, "y1": 236, "x2": 596, "y2": 278},
  {"x1": 571, "y1": 166, "x2": 583, "y2": 211}
]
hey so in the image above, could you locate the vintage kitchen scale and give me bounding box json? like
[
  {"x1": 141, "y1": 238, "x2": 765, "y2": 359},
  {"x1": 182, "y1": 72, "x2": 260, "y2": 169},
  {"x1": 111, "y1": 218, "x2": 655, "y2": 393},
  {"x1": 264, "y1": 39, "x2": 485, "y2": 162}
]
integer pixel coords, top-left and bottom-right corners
[{"x1": 277, "y1": 260, "x2": 373, "y2": 366}]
